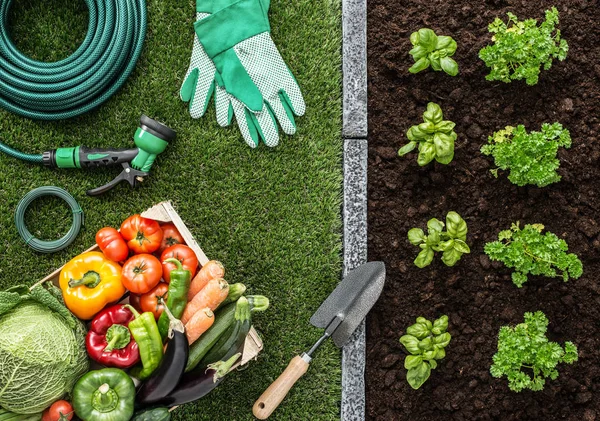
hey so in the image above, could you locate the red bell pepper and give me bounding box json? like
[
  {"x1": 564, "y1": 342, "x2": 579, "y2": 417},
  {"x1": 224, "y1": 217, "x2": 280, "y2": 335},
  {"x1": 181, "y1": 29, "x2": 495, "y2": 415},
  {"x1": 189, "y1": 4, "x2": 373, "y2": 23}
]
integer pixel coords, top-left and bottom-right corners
[{"x1": 86, "y1": 304, "x2": 141, "y2": 368}]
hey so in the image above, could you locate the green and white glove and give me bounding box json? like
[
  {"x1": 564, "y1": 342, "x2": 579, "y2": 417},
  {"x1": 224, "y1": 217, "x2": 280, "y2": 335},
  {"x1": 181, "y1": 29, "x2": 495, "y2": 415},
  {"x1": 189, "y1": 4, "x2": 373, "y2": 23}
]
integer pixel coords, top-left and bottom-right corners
[
  {"x1": 195, "y1": 0, "x2": 305, "y2": 141},
  {"x1": 180, "y1": 12, "x2": 281, "y2": 147}
]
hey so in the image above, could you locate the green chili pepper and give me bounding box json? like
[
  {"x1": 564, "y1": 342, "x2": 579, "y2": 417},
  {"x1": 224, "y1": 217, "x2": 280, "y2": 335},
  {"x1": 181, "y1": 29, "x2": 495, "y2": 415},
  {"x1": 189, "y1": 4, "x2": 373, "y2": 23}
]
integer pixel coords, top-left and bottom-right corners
[
  {"x1": 123, "y1": 304, "x2": 164, "y2": 380},
  {"x1": 72, "y1": 368, "x2": 135, "y2": 421},
  {"x1": 158, "y1": 258, "x2": 191, "y2": 340}
]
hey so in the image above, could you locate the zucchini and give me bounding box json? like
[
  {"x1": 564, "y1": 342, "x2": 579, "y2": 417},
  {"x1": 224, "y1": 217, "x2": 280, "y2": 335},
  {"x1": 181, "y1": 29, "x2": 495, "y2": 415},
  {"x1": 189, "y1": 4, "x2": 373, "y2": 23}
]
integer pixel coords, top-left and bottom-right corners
[
  {"x1": 132, "y1": 408, "x2": 171, "y2": 421},
  {"x1": 185, "y1": 302, "x2": 236, "y2": 372},
  {"x1": 198, "y1": 297, "x2": 252, "y2": 370}
]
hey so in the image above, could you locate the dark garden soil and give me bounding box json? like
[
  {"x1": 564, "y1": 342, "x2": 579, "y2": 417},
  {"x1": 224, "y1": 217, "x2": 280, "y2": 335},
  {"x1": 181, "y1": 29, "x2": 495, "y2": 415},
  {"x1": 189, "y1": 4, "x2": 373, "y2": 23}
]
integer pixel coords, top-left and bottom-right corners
[{"x1": 366, "y1": 0, "x2": 600, "y2": 420}]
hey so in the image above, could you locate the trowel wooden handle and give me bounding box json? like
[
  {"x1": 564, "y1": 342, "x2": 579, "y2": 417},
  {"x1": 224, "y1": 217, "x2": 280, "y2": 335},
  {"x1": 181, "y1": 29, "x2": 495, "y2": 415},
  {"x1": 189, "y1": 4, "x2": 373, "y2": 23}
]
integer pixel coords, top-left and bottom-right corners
[{"x1": 253, "y1": 355, "x2": 310, "y2": 419}]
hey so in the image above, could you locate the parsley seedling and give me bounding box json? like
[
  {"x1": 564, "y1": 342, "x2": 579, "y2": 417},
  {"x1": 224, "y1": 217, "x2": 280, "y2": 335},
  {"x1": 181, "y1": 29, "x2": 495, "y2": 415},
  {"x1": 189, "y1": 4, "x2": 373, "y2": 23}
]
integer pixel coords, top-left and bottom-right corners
[
  {"x1": 409, "y1": 28, "x2": 459, "y2": 76},
  {"x1": 485, "y1": 222, "x2": 583, "y2": 287},
  {"x1": 491, "y1": 311, "x2": 578, "y2": 392},
  {"x1": 400, "y1": 315, "x2": 451, "y2": 389},
  {"x1": 479, "y1": 7, "x2": 568, "y2": 85},
  {"x1": 408, "y1": 211, "x2": 470, "y2": 267},
  {"x1": 481, "y1": 122, "x2": 572, "y2": 187},
  {"x1": 399, "y1": 103, "x2": 457, "y2": 166}
]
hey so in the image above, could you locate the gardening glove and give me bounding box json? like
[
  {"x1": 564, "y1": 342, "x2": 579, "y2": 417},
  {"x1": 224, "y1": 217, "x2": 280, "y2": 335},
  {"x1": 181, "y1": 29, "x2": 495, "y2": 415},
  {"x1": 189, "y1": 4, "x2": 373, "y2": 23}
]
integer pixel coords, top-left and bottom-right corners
[
  {"x1": 180, "y1": 11, "x2": 284, "y2": 147},
  {"x1": 195, "y1": 0, "x2": 306, "y2": 138}
]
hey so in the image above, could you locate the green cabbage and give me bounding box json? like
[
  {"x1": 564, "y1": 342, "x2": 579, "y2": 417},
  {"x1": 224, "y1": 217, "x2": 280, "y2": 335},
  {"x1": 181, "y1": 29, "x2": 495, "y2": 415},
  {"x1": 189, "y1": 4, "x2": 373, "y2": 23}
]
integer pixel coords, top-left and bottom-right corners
[{"x1": 0, "y1": 285, "x2": 89, "y2": 414}]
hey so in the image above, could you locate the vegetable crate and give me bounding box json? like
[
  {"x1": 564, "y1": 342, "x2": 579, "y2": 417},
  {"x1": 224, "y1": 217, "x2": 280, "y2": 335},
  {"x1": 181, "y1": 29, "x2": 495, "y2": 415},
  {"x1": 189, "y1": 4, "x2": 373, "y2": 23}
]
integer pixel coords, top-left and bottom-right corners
[{"x1": 36, "y1": 201, "x2": 263, "y2": 373}]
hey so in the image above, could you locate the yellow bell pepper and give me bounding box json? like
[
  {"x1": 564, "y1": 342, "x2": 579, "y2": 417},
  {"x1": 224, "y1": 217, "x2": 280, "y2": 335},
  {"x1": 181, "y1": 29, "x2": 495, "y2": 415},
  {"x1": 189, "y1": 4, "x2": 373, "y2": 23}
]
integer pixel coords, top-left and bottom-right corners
[{"x1": 60, "y1": 251, "x2": 125, "y2": 320}]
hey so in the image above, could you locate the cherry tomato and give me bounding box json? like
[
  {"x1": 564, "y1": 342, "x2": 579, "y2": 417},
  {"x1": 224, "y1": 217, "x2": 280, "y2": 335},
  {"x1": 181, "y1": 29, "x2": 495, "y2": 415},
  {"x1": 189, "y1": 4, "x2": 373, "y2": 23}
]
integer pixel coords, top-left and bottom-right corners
[
  {"x1": 138, "y1": 282, "x2": 169, "y2": 319},
  {"x1": 120, "y1": 214, "x2": 163, "y2": 254},
  {"x1": 95, "y1": 227, "x2": 129, "y2": 262},
  {"x1": 122, "y1": 254, "x2": 163, "y2": 294},
  {"x1": 158, "y1": 223, "x2": 186, "y2": 254},
  {"x1": 42, "y1": 400, "x2": 73, "y2": 421},
  {"x1": 161, "y1": 244, "x2": 199, "y2": 283}
]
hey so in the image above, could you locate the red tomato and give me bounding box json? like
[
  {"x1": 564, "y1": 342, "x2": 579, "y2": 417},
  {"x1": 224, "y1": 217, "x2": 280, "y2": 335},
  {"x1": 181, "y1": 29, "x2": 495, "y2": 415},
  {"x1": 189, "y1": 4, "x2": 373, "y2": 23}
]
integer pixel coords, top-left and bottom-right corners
[
  {"x1": 122, "y1": 254, "x2": 163, "y2": 293},
  {"x1": 161, "y1": 244, "x2": 199, "y2": 283},
  {"x1": 158, "y1": 223, "x2": 186, "y2": 254},
  {"x1": 139, "y1": 282, "x2": 169, "y2": 319},
  {"x1": 95, "y1": 227, "x2": 129, "y2": 262},
  {"x1": 42, "y1": 400, "x2": 73, "y2": 421},
  {"x1": 120, "y1": 215, "x2": 163, "y2": 254}
]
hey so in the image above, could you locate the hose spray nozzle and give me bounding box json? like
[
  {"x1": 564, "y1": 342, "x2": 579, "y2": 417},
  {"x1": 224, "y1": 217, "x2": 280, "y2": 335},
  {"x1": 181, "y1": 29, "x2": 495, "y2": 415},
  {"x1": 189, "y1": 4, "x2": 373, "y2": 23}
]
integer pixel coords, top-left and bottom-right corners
[{"x1": 43, "y1": 115, "x2": 176, "y2": 196}]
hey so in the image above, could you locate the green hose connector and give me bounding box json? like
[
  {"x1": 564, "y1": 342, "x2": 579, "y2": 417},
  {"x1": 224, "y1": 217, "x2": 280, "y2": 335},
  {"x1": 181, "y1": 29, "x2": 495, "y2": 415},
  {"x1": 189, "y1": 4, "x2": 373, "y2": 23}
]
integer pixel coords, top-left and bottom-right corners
[{"x1": 15, "y1": 186, "x2": 83, "y2": 253}]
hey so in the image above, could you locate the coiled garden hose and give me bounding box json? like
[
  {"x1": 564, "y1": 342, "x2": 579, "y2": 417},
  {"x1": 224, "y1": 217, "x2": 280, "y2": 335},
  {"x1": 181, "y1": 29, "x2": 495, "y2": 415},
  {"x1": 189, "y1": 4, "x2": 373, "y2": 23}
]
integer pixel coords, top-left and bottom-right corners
[
  {"x1": 0, "y1": 0, "x2": 147, "y2": 120},
  {"x1": 15, "y1": 186, "x2": 83, "y2": 253}
]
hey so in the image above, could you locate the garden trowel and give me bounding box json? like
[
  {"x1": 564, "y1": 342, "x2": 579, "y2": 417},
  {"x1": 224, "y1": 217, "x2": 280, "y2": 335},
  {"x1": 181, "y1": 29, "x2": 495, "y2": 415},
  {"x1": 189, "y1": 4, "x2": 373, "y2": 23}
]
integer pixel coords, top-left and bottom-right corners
[{"x1": 253, "y1": 261, "x2": 386, "y2": 419}]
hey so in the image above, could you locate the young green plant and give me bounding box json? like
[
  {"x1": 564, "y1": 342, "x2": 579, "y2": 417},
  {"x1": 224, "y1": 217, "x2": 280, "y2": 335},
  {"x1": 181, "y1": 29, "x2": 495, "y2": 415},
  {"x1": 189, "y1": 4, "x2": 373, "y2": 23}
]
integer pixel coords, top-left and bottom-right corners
[
  {"x1": 484, "y1": 222, "x2": 583, "y2": 287},
  {"x1": 479, "y1": 7, "x2": 568, "y2": 85},
  {"x1": 408, "y1": 211, "x2": 470, "y2": 268},
  {"x1": 409, "y1": 28, "x2": 458, "y2": 76},
  {"x1": 399, "y1": 103, "x2": 457, "y2": 166},
  {"x1": 491, "y1": 311, "x2": 578, "y2": 392},
  {"x1": 400, "y1": 315, "x2": 451, "y2": 389},
  {"x1": 481, "y1": 123, "x2": 571, "y2": 187}
]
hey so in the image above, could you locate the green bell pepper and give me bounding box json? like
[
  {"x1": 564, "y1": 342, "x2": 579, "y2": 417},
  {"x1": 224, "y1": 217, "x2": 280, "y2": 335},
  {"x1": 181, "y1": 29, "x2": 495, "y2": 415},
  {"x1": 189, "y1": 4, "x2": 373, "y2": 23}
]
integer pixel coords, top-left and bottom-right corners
[{"x1": 72, "y1": 368, "x2": 135, "y2": 421}]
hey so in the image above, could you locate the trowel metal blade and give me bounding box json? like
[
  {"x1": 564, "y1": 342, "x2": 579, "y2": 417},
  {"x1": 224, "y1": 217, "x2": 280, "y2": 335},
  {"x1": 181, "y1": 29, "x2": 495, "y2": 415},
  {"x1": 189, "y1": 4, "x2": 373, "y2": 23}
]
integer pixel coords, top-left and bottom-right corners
[{"x1": 310, "y1": 261, "x2": 385, "y2": 347}]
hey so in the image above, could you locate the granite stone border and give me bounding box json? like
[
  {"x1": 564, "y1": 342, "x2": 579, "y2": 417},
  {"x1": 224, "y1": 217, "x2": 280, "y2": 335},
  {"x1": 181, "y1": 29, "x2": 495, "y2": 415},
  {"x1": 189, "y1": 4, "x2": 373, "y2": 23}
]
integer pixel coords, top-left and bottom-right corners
[{"x1": 341, "y1": 0, "x2": 368, "y2": 418}]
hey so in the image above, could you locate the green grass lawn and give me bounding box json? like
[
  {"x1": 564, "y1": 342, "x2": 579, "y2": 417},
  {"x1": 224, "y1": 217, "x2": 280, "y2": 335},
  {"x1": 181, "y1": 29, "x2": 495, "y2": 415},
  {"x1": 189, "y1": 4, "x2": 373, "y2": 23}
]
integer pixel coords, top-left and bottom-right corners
[{"x1": 0, "y1": 0, "x2": 343, "y2": 419}]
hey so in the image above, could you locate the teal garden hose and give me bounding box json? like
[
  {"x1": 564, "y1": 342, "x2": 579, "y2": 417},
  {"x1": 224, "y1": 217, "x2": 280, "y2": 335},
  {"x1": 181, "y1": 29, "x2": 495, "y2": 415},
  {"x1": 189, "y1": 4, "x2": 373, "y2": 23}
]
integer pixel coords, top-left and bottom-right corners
[
  {"x1": 0, "y1": 0, "x2": 147, "y2": 120},
  {"x1": 15, "y1": 186, "x2": 83, "y2": 253}
]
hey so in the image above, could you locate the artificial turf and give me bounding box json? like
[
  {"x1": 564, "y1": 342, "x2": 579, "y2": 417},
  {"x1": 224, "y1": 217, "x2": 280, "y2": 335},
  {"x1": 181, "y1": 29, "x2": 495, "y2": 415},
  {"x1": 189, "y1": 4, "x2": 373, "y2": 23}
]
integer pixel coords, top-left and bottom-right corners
[{"x1": 0, "y1": 0, "x2": 343, "y2": 419}]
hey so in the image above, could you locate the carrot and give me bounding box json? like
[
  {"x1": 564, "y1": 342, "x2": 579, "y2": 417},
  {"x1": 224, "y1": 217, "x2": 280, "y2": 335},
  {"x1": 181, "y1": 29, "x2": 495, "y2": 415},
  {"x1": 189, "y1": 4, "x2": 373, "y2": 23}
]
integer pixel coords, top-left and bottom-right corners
[
  {"x1": 181, "y1": 278, "x2": 229, "y2": 324},
  {"x1": 188, "y1": 260, "x2": 225, "y2": 300},
  {"x1": 185, "y1": 307, "x2": 215, "y2": 344}
]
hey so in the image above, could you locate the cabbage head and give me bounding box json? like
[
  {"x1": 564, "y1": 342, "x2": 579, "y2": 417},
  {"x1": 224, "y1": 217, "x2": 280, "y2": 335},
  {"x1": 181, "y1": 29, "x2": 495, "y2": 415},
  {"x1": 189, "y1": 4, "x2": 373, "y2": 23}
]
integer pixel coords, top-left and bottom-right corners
[{"x1": 0, "y1": 284, "x2": 89, "y2": 414}]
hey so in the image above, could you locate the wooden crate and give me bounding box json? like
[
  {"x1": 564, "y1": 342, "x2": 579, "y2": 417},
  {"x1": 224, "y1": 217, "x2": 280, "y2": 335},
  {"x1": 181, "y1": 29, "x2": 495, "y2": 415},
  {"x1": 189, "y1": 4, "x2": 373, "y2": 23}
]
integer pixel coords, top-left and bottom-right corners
[{"x1": 37, "y1": 201, "x2": 263, "y2": 368}]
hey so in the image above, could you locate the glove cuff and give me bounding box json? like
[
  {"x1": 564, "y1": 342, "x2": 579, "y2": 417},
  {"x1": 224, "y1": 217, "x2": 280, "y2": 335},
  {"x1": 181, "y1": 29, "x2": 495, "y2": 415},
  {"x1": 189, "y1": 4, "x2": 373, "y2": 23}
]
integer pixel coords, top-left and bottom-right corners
[{"x1": 194, "y1": 0, "x2": 270, "y2": 59}]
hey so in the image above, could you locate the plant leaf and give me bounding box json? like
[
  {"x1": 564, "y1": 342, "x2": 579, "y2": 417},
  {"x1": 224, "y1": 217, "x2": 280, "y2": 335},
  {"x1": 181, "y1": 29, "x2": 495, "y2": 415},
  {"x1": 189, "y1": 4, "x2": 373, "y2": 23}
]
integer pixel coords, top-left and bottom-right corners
[
  {"x1": 409, "y1": 57, "x2": 430, "y2": 74},
  {"x1": 398, "y1": 141, "x2": 417, "y2": 156},
  {"x1": 407, "y1": 362, "x2": 431, "y2": 389},
  {"x1": 446, "y1": 211, "x2": 468, "y2": 240},
  {"x1": 426, "y1": 218, "x2": 444, "y2": 233},
  {"x1": 404, "y1": 355, "x2": 423, "y2": 369},
  {"x1": 423, "y1": 103, "x2": 443, "y2": 124},
  {"x1": 408, "y1": 228, "x2": 426, "y2": 245},
  {"x1": 417, "y1": 143, "x2": 436, "y2": 166},
  {"x1": 433, "y1": 315, "x2": 449, "y2": 333},
  {"x1": 417, "y1": 28, "x2": 438, "y2": 50},
  {"x1": 414, "y1": 247, "x2": 434, "y2": 268},
  {"x1": 453, "y1": 239, "x2": 471, "y2": 254},
  {"x1": 440, "y1": 57, "x2": 459, "y2": 76},
  {"x1": 400, "y1": 335, "x2": 422, "y2": 353},
  {"x1": 441, "y1": 248, "x2": 462, "y2": 267}
]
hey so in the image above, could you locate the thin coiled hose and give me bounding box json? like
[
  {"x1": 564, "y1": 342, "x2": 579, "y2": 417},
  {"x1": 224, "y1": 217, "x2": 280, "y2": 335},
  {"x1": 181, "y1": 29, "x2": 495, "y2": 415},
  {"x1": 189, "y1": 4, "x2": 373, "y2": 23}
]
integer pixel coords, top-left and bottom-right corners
[
  {"x1": 0, "y1": 0, "x2": 147, "y2": 120},
  {"x1": 15, "y1": 186, "x2": 83, "y2": 253}
]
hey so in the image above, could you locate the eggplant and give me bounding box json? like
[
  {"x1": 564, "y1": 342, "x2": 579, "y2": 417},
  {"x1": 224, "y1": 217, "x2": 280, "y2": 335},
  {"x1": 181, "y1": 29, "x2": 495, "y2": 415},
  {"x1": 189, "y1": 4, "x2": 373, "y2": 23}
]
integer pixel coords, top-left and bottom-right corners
[
  {"x1": 156, "y1": 353, "x2": 242, "y2": 406},
  {"x1": 136, "y1": 303, "x2": 189, "y2": 407}
]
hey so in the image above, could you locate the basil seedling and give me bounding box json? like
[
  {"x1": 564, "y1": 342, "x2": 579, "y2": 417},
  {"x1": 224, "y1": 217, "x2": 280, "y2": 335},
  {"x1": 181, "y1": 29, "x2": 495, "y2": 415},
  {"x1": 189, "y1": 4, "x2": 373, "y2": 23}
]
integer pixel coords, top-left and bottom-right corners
[
  {"x1": 399, "y1": 103, "x2": 457, "y2": 166},
  {"x1": 409, "y1": 28, "x2": 458, "y2": 76},
  {"x1": 400, "y1": 315, "x2": 451, "y2": 390},
  {"x1": 408, "y1": 211, "x2": 470, "y2": 268}
]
